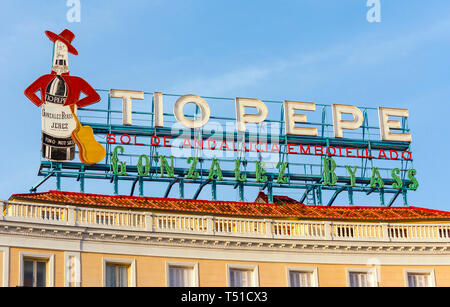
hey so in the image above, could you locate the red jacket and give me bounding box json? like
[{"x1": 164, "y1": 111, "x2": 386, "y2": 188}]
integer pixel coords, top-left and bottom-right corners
[{"x1": 25, "y1": 71, "x2": 100, "y2": 108}]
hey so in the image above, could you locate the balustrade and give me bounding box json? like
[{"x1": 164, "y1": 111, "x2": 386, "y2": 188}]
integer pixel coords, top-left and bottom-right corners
[{"x1": 2, "y1": 201, "x2": 449, "y2": 243}]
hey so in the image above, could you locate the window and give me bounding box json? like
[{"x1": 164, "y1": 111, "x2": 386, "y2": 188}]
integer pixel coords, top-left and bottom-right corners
[
  {"x1": 349, "y1": 272, "x2": 369, "y2": 287},
  {"x1": 166, "y1": 262, "x2": 199, "y2": 287},
  {"x1": 289, "y1": 271, "x2": 312, "y2": 287},
  {"x1": 230, "y1": 269, "x2": 253, "y2": 287},
  {"x1": 287, "y1": 268, "x2": 318, "y2": 287},
  {"x1": 168, "y1": 266, "x2": 194, "y2": 287},
  {"x1": 407, "y1": 273, "x2": 430, "y2": 287},
  {"x1": 23, "y1": 259, "x2": 47, "y2": 287},
  {"x1": 347, "y1": 269, "x2": 378, "y2": 287},
  {"x1": 405, "y1": 270, "x2": 435, "y2": 287},
  {"x1": 102, "y1": 258, "x2": 136, "y2": 287},
  {"x1": 19, "y1": 252, "x2": 54, "y2": 287},
  {"x1": 105, "y1": 264, "x2": 128, "y2": 287},
  {"x1": 227, "y1": 265, "x2": 259, "y2": 287}
]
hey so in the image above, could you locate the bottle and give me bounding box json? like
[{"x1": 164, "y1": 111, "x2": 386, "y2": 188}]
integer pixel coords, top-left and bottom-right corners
[
  {"x1": 41, "y1": 75, "x2": 77, "y2": 161},
  {"x1": 41, "y1": 41, "x2": 77, "y2": 161}
]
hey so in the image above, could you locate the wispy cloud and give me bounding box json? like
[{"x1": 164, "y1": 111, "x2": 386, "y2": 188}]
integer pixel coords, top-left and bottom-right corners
[
  {"x1": 170, "y1": 66, "x2": 275, "y2": 95},
  {"x1": 170, "y1": 14, "x2": 450, "y2": 96}
]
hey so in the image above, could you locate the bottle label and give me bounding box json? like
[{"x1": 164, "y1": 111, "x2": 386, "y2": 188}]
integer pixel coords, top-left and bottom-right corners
[{"x1": 41, "y1": 76, "x2": 77, "y2": 140}]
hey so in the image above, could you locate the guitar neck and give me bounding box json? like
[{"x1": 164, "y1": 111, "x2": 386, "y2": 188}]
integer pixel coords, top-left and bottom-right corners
[{"x1": 69, "y1": 104, "x2": 82, "y2": 127}]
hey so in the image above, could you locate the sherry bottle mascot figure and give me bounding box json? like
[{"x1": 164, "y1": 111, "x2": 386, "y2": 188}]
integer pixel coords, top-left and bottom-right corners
[{"x1": 25, "y1": 29, "x2": 106, "y2": 165}]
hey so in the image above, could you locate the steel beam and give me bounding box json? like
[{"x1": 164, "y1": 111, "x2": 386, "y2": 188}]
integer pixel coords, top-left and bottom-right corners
[
  {"x1": 327, "y1": 187, "x2": 346, "y2": 206},
  {"x1": 193, "y1": 180, "x2": 212, "y2": 200},
  {"x1": 387, "y1": 189, "x2": 402, "y2": 207},
  {"x1": 164, "y1": 178, "x2": 179, "y2": 198}
]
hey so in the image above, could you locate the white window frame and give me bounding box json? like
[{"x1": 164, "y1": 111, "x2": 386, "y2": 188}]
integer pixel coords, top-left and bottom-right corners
[
  {"x1": 19, "y1": 252, "x2": 55, "y2": 287},
  {"x1": 404, "y1": 269, "x2": 436, "y2": 287},
  {"x1": 346, "y1": 268, "x2": 378, "y2": 287},
  {"x1": 0, "y1": 247, "x2": 9, "y2": 287},
  {"x1": 286, "y1": 266, "x2": 319, "y2": 287},
  {"x1": 64, "y1": 252, "x2": 81, "y2": 287},
  {"x1": 102, "y1": 257, "x2": 136, "y2": 287},
  {"x1": 226, "y1": 264, "x2": 259, "y2": 287},
  {"x1": 166, "y1": 261, "x2": 199, "y2": 287}
]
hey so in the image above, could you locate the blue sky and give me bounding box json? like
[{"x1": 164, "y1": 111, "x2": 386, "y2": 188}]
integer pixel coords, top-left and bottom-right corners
[{"x1": 1, "y1": 0, "x2": 449, "y2": 209}]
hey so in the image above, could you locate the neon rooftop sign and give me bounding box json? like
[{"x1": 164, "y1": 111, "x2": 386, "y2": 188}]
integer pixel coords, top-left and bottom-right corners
[{"x1": 25, "y1": 29, "x2": 418, "y2": 207}]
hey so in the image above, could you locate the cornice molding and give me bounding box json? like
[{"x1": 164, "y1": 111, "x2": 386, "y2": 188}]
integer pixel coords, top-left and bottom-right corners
[{"x1": 0, "y1": 220, "x2": 448, "y2": 258}]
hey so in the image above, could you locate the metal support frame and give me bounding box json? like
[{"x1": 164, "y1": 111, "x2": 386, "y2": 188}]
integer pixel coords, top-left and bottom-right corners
[
  {"x1": 193, "y1": 180, "x2": 212, "y2": 200},
  {"x1": 139, "y1": 176, "x2": 144, "y2": 196},
  {"x1": 130, "y1": 177, "x2": 139, "y2": 196},
  {"x1": 164, "y1": 178, "x2": 180, "y2": 198},
  {"x1": 239, "y1": 182, "x2": 244, "y2": 202},
  {"x1": 348, "y1": 187, "x2": 354, "y2": 206},
  {"x1": 260, "y1": 180, "x2": 273, "y2": 203},
  {"x1": 55, "y1": 163, "x2": 61, "y2": 191},
  {"x1": 233, "y1": 182, "x2": 245, "y2": 202},
  {"x1": 179, "y1": 179, "x2": 184, "y2": 199},
  {"x1": 30, "y1": 171, "x2": 55, "y2": 193},
  {"x1": 327, "y1": 187, "x2": 346, "y2": 207},
  {"x1": 402, "y1": 189, "x2": 408, "y2": 206},
  {"x1": 379, "y1": 189, "x2": 385, "y2": 206},
  {"x1": 299, "y1": 187, "x2": 311, "y2": 204},
  {"x1": 113, "y1": 176, "x2": 118, "y2": 195},
  {"x1": 211, "y1": 180, "x2": 217, "y2": 201},
  {"x1": 130, "y1": 177, "x2": 144, "y2": 197},
  {"x1": 316, "y1": 186, "x2": 323, "y2": 206},
  {"x1": 387, "y1": 189, "x2": 402, "y2": 207},
  {"x1": 77, "y1": 165, "x2": 85, "y2": 193}
]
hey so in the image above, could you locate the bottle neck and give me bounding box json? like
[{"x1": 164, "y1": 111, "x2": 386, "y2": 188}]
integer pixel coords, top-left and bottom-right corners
[{"x1": 52, "y1": 41, "x2": 70, "y2": 75}]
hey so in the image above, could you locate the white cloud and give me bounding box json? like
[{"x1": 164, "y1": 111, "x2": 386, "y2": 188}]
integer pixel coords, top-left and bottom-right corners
[
  {"x1": 169, "y1": 66, "x2": 273, "y2": 95},
  {"x1": 170, "y1": 14, "x2": 450, "y2": 96}
]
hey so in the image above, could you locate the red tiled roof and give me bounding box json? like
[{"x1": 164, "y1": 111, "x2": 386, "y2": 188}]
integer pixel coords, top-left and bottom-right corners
[{"x1": 8, "y1": 190, "x2": 450, "y2": 222}]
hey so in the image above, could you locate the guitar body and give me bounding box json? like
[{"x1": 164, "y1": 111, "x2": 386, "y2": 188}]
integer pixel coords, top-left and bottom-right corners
[
  {"x1": 70, "y1": 105, "x2": 106, "y2": 165},
  {"x1": 72, "y1": 124, "x2": 106, "y2": 165}
]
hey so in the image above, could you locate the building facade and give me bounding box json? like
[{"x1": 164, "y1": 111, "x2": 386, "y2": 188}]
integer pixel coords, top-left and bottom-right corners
[{"x1": 0, "y1": 190, "x2": 449, "y2": 287}]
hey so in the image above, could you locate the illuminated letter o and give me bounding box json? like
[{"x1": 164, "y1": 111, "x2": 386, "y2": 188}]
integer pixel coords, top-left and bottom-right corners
[
  {"x1": 402, "y1": 151, "x2": 412, "y2": 161},
  {"x1": 174, "y1": 95, "x2": 211, "y2": 129},
  {"x1": 326, "y1": 146, "x2": 336, "y2": 156},
  {"x1": 120, "y1": 134, "x2": 131, "y2": 145}
]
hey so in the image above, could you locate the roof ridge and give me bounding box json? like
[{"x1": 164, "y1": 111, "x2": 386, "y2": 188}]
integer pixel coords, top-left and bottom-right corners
[
  {"x1": 11, "y1": 190, "x2": 283, "y2": 207},
  {"x1": 9, "y1": 190, "x2": 450, "y2": 221}
]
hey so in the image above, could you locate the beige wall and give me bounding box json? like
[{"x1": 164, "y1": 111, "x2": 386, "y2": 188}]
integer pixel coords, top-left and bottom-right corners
[{"x1": 5, "y1": 247, "x2": 450, "y2": 287}]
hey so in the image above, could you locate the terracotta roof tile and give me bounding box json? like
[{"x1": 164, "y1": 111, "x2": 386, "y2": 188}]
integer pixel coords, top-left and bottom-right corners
[{"x1": 8, "y1": 190, "x2": 450, "y2": 222}]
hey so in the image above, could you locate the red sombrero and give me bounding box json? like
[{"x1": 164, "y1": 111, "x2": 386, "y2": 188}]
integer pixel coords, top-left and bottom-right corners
[{"x1": 45, "y1": 29, "x2": 78, "y2": 55}]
